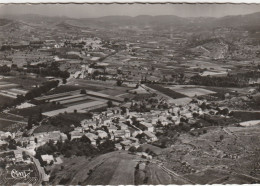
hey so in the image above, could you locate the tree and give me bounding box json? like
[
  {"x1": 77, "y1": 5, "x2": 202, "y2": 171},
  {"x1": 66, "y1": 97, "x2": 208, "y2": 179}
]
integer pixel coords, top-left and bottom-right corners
[
  {"x1": 80, "y1": 135, "x2": 91, "y2": 144},
  {"x1": 116, "y1": 80, "x2": 123, "y2": 86},
  {"x1": 80, "y1": 89, "x2": 86, "y2": 94},
  {"x1": 107, "y1": 100, "x2": 113, "y2": 108},
  {"x1": 136, "y1": 146, "x2": 143, "y2": 152},
  {"x1": 34, "y1": 137, "x2": 38, "y2": 144},
  {"x1": 8, "y1": 141, "x2": 17, "y2": 150},
  {"x1": 145, "y1": 148, "x2": 151, "y2": 153},
  {"x1": 16, "y1": 141, "x2": 22, "y2": 147},
  {"x1": 62, "y1": 78, "x2": 67, "y2": 84},
  {"x1": 220, "y1": 135, "x2": 224, "y2": 141},
  {"x1": 27, "y1": 115, "x2": 33, "y2": 130},
  {"x1": 129, "y1": 146, "x2": 137, "y2": 153},
  {"x1": 38, "y1": 109, "x2": 43, "y2": 122},
  {"x1": 64, "y1": 150, "x2": 72, "y2": 158}
]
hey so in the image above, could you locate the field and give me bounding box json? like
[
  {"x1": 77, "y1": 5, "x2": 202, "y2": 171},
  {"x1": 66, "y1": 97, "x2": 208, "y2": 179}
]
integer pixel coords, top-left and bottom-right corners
[
  {"x1": 0, "y1": 75, "x2": 47, "y2": 90},
  {"x1": 108, "y1": 158, "x2": 138, "y2": 185},
  {"x1": 42, "y1": 100, "x2": 106, "y2": 117},
  {"x1": 33, "y1": 124, "x2": 61, "y2": 133},
  {"x1": 9, "y1": 103, "x2": 64, "y2": 117},
  {"x1": 34, "y1": 83, "x2": 126, "y2": 117},
  {"x1": 49, "y1": 151, "x2": 142, "y2": 185},
  {"x1": 0, "y1": 94, "x2": 14, "y2": 106},
  {"x1": 0, "y1": 82, "x2": 19, "y2": 90},
  {"x1": 7, "y1": 51, "x2": 53, "y2": 67},
  {"x1": 0, "y1": 119, "x2": 17, "y2": 130},
  {"x1": 46, "y1": 85, "x2": 85, "y2": 95},
  {"x1": 233, "y1": 111, "x2": 260, "y2": 121},
  {"x1": 0, "y1": 113, "x2": 27, "y2": 131},
  {"x1": 67, "y1": 79, "x2": 110, "y2": 91},
  {"x1": 167, "y1": 86, "x2": 216, "y2": 97},
  {"x1": 99, "y1": 88, "x2": 129, "y2": 96},
  {"x1": 58, "y1": 96, "x2": 93, "y2": 105},
  {"x1": 168, "y1": 97, "x2": 192, "y2": 105},
  {"x1": 68, "y1": 78, "x2": 132, "y2": 95},
  {"x1": 146, "y1": 84, "x2": 187, "y2": 99},
  {"x1": 0, "y1": 88, "x2": 28, "y2": 99}
]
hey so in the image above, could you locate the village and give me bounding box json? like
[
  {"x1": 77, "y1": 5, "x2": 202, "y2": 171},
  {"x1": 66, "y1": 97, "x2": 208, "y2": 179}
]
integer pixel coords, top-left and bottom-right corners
[
  {"x1": 0, "y1": 6, "x2": 260, "y2": 184},
  {"x1": 0, "y1": 85, "x2": 239, "y2": 183}
]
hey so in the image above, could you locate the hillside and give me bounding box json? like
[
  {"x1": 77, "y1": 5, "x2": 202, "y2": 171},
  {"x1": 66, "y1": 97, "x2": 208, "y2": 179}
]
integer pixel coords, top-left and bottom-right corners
[
  {"x1": 47, "y1": 125, "x2": 260, "y2": 185},
  {"x1": 2, "y1": 12, "x2": 260, "y2": 30},
  {"x1": 0, "y1": 18, "x2": 13, "y2": 26},
  {"x1": 49, "y1": 151, "x2": 142, "y2": 185},
  {"x1": 159, "y1": 125, "x2": 260, "y2": 184}
]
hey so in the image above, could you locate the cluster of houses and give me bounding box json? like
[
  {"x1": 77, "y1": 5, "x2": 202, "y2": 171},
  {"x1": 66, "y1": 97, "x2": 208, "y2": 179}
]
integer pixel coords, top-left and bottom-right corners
[
  {"x1": 14, "y1": 131, "x2": 68, "y2": 156},
  {"x1": 1, "y1": 95, "x2": 231, "y2": 160},
  {"x1": 1, "y1": 97, "x2": 227, "y2": 158},
  {"x1": 65, "y1": 99, "x2": 219, "y2": 151}
]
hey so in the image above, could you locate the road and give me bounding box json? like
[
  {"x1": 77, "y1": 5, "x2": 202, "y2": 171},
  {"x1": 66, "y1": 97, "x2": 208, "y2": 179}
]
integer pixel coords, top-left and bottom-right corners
[
  {"x1": 158, "y1": 164, "x2": 196, "y2": 184},
  {"x1": 149, "y1": 159, "x2": 196, "y2": 184}
]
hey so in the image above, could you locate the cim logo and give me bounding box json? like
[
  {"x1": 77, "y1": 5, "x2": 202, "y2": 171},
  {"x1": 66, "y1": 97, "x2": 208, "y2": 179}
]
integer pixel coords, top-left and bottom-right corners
[{"x1": 10, "y1": 169, "x2": 33, "y2": 179}]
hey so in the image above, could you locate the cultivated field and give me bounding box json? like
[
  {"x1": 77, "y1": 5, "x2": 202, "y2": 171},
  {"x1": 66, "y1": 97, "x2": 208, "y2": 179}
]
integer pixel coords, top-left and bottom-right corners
[
  {"x1": 42, "y1": 100, "x2": 106, "y2": 117},
  {"x1": 0, "y1": 113, "x2": 27, "y2": 131},
  {"x1": 108, "y1": 158, "x2": 138, "y2": 185},
  {"x1": 0, "y1": 75, "x2": 47, "y2": 90},
  {"x1": 10, "y1": 103, "x2": 64, "y2": 117},
  {"x1": 46, "y1": 85, "x2": 84, "y2": 95},
  {"x1": 168, "y1": 97, "x2": 192, "y2": 105},
  {"x1": 146, "y1": 84, "x2": 187, "y2": 99},
  {"x1": 167, "y1": 86, "x2": 216, "y2": 97},
  {"x1": 0, "y1": 94, "x2": 14, "y2": 106}
]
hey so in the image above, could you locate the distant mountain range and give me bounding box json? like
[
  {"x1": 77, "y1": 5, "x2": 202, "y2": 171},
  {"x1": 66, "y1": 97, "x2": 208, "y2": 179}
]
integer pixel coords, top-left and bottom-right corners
[{"x1": 1, "y1": 12, "x2": 260, "y2": 30}]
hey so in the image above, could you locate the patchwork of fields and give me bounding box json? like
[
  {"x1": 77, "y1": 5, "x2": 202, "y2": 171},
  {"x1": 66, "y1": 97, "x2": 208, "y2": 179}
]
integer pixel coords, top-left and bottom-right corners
[
  {"x1": 146, "y1": 84, "x2": 216, "y2": 105},
  {"x1": 13, "y1": 81, "x2": 128, "y2": 117}
]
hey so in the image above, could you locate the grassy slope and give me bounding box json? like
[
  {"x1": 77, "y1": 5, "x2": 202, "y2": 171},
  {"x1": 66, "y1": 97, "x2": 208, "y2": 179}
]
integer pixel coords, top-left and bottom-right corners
[{"x1": 49, "y1": 151, "x2": 141, "y2": 185}]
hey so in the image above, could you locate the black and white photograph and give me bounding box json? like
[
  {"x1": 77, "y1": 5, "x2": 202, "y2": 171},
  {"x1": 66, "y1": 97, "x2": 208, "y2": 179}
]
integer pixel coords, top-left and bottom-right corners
[{"x1": 0, "y1": 2, "x2": 260, "y2": 185}]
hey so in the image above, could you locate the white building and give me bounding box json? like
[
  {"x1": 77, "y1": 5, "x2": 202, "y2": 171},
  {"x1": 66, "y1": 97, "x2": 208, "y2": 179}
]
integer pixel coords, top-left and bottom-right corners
[{"x1": 96, "y1": 130, "x2": 108, "y2": 139}]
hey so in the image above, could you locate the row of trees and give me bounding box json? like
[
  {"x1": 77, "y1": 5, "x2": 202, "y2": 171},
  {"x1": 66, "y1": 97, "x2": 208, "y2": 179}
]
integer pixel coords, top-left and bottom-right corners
[
  {"x1": 190, "y1": 74, "x2": 247, "y2": 87},
  {"x1": 25, "y1": 62, "x2": 70, "y2": 79},
  {"x1": 24, "y1": 80, "x2": 59, "y2": 100}
]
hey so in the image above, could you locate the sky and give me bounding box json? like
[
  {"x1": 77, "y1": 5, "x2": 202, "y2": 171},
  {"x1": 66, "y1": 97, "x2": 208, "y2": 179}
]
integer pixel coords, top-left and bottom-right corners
[{"x1": 0, "y1": 4, "x2": 260, "y2": 18}]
